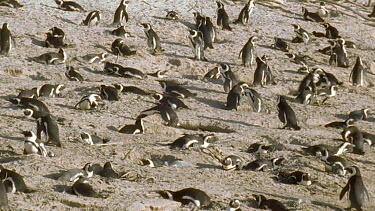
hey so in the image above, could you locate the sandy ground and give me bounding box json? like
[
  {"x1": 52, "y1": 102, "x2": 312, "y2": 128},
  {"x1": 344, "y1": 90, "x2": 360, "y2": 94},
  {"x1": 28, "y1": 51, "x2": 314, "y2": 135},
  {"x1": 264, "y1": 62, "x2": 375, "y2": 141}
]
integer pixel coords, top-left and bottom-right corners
[{"x1": 0, "y1": 0, "x2": 375, "y2": 210}]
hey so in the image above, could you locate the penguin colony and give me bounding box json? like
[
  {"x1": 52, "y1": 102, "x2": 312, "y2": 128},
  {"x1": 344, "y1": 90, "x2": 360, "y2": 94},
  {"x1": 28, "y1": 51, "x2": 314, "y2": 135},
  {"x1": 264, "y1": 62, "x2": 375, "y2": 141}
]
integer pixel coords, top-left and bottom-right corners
[{"x1": 0, "y1": 0, "x2": 374, "y2": 210}]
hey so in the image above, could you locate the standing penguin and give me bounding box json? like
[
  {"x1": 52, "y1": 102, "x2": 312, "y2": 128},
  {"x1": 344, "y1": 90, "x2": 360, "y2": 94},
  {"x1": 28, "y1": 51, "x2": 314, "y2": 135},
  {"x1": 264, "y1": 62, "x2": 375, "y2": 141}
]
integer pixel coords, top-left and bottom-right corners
[
  {"x1": 37, "y1": 114, "x2": 61, "y2": 147},
  {"x1": 216, "y1": 1, "x2": 232, "y2": 31},
  {"x1": 82, "y1": 11, "x2": 101, "y2": 26},
  {"x1": 350, "y1": 56, "x2": 365, "y2": 87},
  {"x1": 0, "y1": 23, "x2": 15, "y2": 56},
  {"x1": 234, "y1": 0, "x2": 255, "y2": 25},
  {"x1": 141, "y1": 23, "x2": 164, "y2": 55},
  {"x1": 291, "y1": 24, "x2": 310, "y2": 43},
  {"x1": 113, "y1": 0, "x2": 129, "y2": 25},
  {"x1": 197, "y1": 17, "x2": 215, "y2": 49},
  {"x1": 253, "y1": 56, "x2": 275, "y2": 87},
  {"x1": 277, "y1": 95, "x2": 301, "y2": 130},
  {"x1": 188, "y1": 29, "x2": 206, "y2": 61},
  {"x1": 239, "y1": 36, "x2": 257, "y2": 67},
  {"x1": 226, "y1": 82, "x2": 249, "y2": 110},
  {"x1": 220, "y1": 63, "x2": 238, "y2": 93},
  {"x1": 330, "y1": 38, "x2": 349, "y2": 68},
  {"x1": 340, "y1": 166, "x2": 369, "y2": 211}
]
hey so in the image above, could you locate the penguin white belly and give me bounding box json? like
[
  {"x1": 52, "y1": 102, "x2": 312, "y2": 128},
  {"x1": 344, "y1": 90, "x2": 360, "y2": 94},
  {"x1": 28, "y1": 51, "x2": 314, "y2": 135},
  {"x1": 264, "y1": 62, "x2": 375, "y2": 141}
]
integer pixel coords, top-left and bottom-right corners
[{"x1": 24, "y1": 142, "x2": 39, "y2": 154}]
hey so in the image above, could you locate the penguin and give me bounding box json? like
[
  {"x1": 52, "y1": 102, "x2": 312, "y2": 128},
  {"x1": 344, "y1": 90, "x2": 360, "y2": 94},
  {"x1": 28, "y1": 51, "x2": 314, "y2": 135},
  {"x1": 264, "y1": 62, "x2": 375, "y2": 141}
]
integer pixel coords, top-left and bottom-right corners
[
  {"x1": 317, "y1": 2, "x2": 329, "y2": 17},
  {"x1": 369, "y1": 5, "x2": 375, "y2": 18},
  {"x1": 166, "y1": 11, "x2": 179, "y2": 20},
  {"x1": 295, "y1": 88, "x2": 315, "y2": 105},
  {"x1": 32, "y1": 48, "x2": 67, "y2": 65},
  {"x1": 159, "y1": 81, "x2": 197, "y2": 98},
  {"x1": 100, "y1": 84, "x2": 121, "y2": 101},
  {"x1": 65, "y1": 66, "x2": 84, "y2": 81},
  {"x1": 137, "y1": 104, "x2": 179, "y2": 127},
  {"x1": 243, "y1": 88, "x2": 263, "y2": 113},
  {"x1": 253, "y1": 56, "x2": 275, "y2": 87},
  {"x1": 297, "y1": 68, "x2": 322, "y2": 95},
  {"x1": 220, "y1": 63, "x2": 238, "y2": 93},
  {"x1": 147, "y1": 69, "x2": 168, "y2": 78},
  {"x1": 247, "y1": 143, "x2": 284, "y2": 154},
  {"x1": 203, "y1": 66, "x2": 221, "y2": 81},
  {"x1": 322, "y1": 23, "x2": 339, "y2": 39},
  {"x1": 118, "y1": 118, "x2": 144, "y2": 134},
  {"x1": 80, "y1": 132, "x2": 110, "y2": 145},
  {"x1": 221, "y1": 155, "x2": 245, "y2": 171},
  {"x1": 271, "y1": 37, "x2": 289, "y2": 52},
  {"x1": 340, "y1": 166, "x2": 369, "y2": 210},
  {"x1": 0, "y1": 23, "x2": 15, "y2": 56},
  {"x1": 0, "y1": 166, "x2": 32, "y2": 193},
  {"x1": 113, "y1": 84, "x2": 150, "y2": 96},
  {"x1": 70, "y1": 176, "x2": 99, "y2": 197},
  {"x1": 37, "y1": 114, "x2": 61, "y2": 147},
  {"x1": 75, "y1": 94, "x2": 102, "y2": 110},
  {"x1": 55, "y1": 0, "x2": 84, "y2": 12},
  {"x1": 193, "y1": 12, "x2": 205, "y2": 28},
  {"x1": 3, "y1": 177, "x2": 16, "y2": 193},
  {"x1": 318, "y1": 40, "x2": 336, "y2": 55},
  {"x1": 82, "y1": 11, "x2": 101, "y2": 26},
  {"x1": 0, "y1": 179, "x2": 8, "y2": 210},
  {"x1": 245, "y1": 158, "x2": 284, "y2": 171},
  {"x1": 22, "y1": 131, "x2": 48, "y2": 157},
  {"x1": 99, "y1": 162, "x2": 123, "y2": 179},
  {"x1": 8, "y1": 97, "x2": 50, "y2": 113},
  {"x1": 253, "y1": 194, "x2": 288, "y2": 211},
  {"x1": 141, "y1": 23, "x2": 164, "y2": 54},
  {"x1": 141, "y1": 155, "x2": 195, "y2": 168},
  {"x1": 0, "y1": 0, "x2": 23, "y2": 8},
  {"x1": 226, "y1": 82, "x2": 249, "y2": 110},
  {"x1": 330, "y1": 38, "x2": 349, "y2": 68},
  {"x1": 316, "y1": 84, "x2": 338, "y2": 104},
  {"x1": 362, "y1": 131, "x2": 375, "y2": 146},
  {"x1": 239, "y1": 36, "x2": 257, "y2": 67},
  {"x1": 197, "y1": 17, "x2": 215, "y2": 49},
  {"x1": 153, "y1": 93, "x2": 189, "y2": 109},
  {"x1": 216, "y1": 1, "x2": 232, "y2": 31},
  {"x1": 38, "y1": 84, "x2": 65, "y2": 98},
  {"x1": 157, "y1": 188, "x2": 211, "y2": 208},
  {"x1": 349, "y1": 108, "x2": 370, "y2": 121},
  {"x1": 277, "y1": 95, "x2": 301, "y2": 130},
  {"x1": 286, "y1": 53, "x2": 309, "y2": 71},
  {"x1": 104, "y1": 62, "x2": 145, "y2": 79},
  {"x1": 111, "y1": 25, "x2": 132, "y2": 37},
  {"x1": 325, "y1": 118, "x2": 355, "y2": 129},
  {"x1": 58, "y1": 163, "x2": 94, "y2": 182},
  {"x1": 111, "y1": 38, "x2": 136, "y2": 58},
  {"x1": 17, "y1": 88, "x2": 38, "y2": 99},
  {"x1": 23, "y1": 109, "x2": 50, "y2": 121},
  {"x1": 49, "y1": 27, "x2": 65, "y2": 40},
  {"x1": 45, "y1": 32, "x2": 66, "y2": 48},
  {"x1": 320, "y1": 149, "x2": 350, "y2": 176},
  {"x1": 350, "y1": 56, "x2": 365, "y2": 87},
  {"x1": 188, "y1": 29, "x2": 206, "y2": 61},
  {"x1": 277, "y1": 170, "x2": 312, "y2": 185},
  {"x1": 113, "y1": 0, "x2": 129, "y2": 25},
  {"x1": 234, "y1": 0, "x2": 255, "y2": 25},
  {"x1": 227, "y1": 199, "x2": 241, "y2": 211},
  {"x1": 302, "y1": 142, "x2": 354, "y2": 157},
  {"x1": 342, "y1": 126, "x2": 365, "y2": 155},
  {"x1": 291, "y1": 24, "x2": 310, "y2": 43},
  {"x1": 168, "y1": 134, "x2": 213, "y2": 150},
  {"x1": 302, "y1": 7, "x2": 324, "y2": 22}
]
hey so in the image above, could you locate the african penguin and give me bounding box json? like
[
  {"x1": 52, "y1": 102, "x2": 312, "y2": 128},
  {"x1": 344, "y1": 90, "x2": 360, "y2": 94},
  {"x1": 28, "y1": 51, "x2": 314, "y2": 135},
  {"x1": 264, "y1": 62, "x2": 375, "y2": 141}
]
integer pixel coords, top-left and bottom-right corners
[
  {"x1": 320, "y1": 149, "x2": 350, "y2": 176},
  {"x1": 302, "y1": 7, "x2": 324, "y2": 22},
  {"x1": 118, "y1": 118, "x2": 144, "y2": 134},
  {"x1": 253, "y1": 194, "x2": 288, "y2": 211},
  {"x1": 111, "y1": 25, "x2": 132, "y2": 37},
  {"x1": 55, "y1": 0, "x2": 85, "y2": 12},
  {"x1": 80, "y1": 132, "x2": 110, "y2": 145},
  {"x1": 32, "y1": 48, "x2": 67, "y2": 65},
  {"x1": 323, "y1": 23, "x2": 339, "y2": 39},
  {"x1": 17, "y1": 88, "x2": 38, "y2": 99},
  {"x1": 99, "y1": 162, "x2": 122, "y2": 179},
  {"x1": 342, "y1": 125, "x2": 365, "y2": 155},
  {"x1": 188, "y1": 29, "x2": 206, "y2": 61},
  {"x1": 216, "y1": 1, "x2": 232, "y2": 30},
  {"x1": 113, "y1": 0, "x2": 129, "y2": 25},
  {"x1": 168, "y1": 134, "x2": 213, "y2": 150},
  {"x1": 271, "y1": 37, "x2": 289, "y2": 52},
  {"x1": 159, "y1": 81, "x2": 197, "y2": 98},
  {"x1": 220, "y1": 63, "x2": 238, "y2": 93},
  {"x1": 147, "y1": 69, "x2": 168, "y2": 78},
  {"x1": 141, "y1": 23, "x2": 164, "y2": 54},
  {"x1": 277, "y1": 170, "x2": 312, "y2": 185},
  {"x1": 317, "y1": 2, "x2": 329, "y2": 17},
  {"x1": 243, "y1": 88, "x2": 263, "y2": 113},
  {"x1": 82, "y1": 11, "x2": 101, "y2": 26},
  {"x1": 324, "y1": 118, "x2": 355, "y2": 129},
  {"x1": 0, "y1": 23, "x2": 15, "y2": 55},
  {"x1": 245, "y1": 158, "x2": 284, "y2": 171},
  {"x1": 253, "y1": 56, "x2": 275, "y2": 87},
  {"x1": 197, "y1": 17, "x2": 215, "y2": 49},
  {"x1": 349, "y1": 108, "x2": 370, "y2": 121},
  {"x1": 111, "y1": 38, "x2": 136, "y2": 58},
  {"x1": 350, "y1": 56, "x2": 365, "y2": 87},
  {"x1": 234, "y1": 0, "x2": 255, "y2": 25},
  {"x1": 0, "y1": 166, "x2": 32, "y2": 193},
  {"x1": 153, "y1": 93, "x2": 189, "y2": 109},
  {"x1": 75, "y1": 94, "x2": 102, "y2": 110},
  {"x1": 157, "y1": 188, "x2": 211, "y2": 208},
  {"x1": 22, "y1": 131, "x2": 48, "y2": 157},
  {"x1": 277, "y1": 95, "x2": 301, "y2": 130},
  {"x1": 8, "y1": 97, "x2": 50, "y2": 113},
  {"x1": 0, "y1": 0, "x2": 23, "y2": 8},
  {"x1": 38, "y1": 84, "x2": 65, "y2": 98},
  {"x1": 166, "y1": 11, "x2": 179, "y2": 20},
  {"x1": 70, "y1": 176, "x2": 99, "y2": 197},
  {"x1": 226, "y1": 82, "x2": 249, "y2": 110},
  {"x1": 65, "y1": 66, "x2": 84, "y2": 81},
  {"x1": 227, "y1": 199, "x2": 241, "y2": 211},
  {"x1": 221, "y1": 155, "x2": 245, "y2": 171},
  {"x1": 45, "y1": 32, "x2": 66, "y2": 48},
  {"x1": 291, "y1": 24, "x2": 310, "y2": 43},
  {"x1": 137, "y1": 104, "x2": 179, "y2": 127},
  {"x1": 247, "y1": 143, "x2": 284, "y2": 154},
  {"x1": 37, "y1": 114, "x2": 61, "y2": 147},
  {"x1": 330, "y1": 38, "x2": 349, "y2": 68},
  {"x1": 100, "y1": 84, "x2": 122, "y2": 101},
  {"x1": 239, "y1": 36, "x2": 257, "y2": 67},
  {"x1": 58, "y1": 163, "x2": 94, "y2": 182}
]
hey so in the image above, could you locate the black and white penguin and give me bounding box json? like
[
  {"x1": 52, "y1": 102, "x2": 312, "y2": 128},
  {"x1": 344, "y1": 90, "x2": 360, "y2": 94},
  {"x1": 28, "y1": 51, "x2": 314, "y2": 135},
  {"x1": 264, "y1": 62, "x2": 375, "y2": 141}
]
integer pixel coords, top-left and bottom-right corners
[
  {"x1": 203, "y1": 66, "x2": 221, "y2": 81},
  {"x1": 277, "y1": 95, "x2": 301, "y2": 130},
  {"x1": 0, "y1": 178, "x2": 10, "y2": 210},
  {"x1": 113, "y1": 84, "x2": 150, "y2": 95},
  {"x1": 138, "y1": 104, "x2": 179, "y2": 127},
  {"x1": 243, "y1": 88, "x2": 263, "y2": 113},
  {"x1": 118, "y1": 118, "x2": 144, "y2": 134},
  {"x1": 45, "y1": 32, "x2": 66, "y2": 48},
  {"x1": 75, "y1": 94, "x2": 102, "y2": 110},
  {"x1": 55, "y1": 0, "x2": 84, "y2": 12},
  {"x1": 22, "y1": 131, "x2": 48, "y2": 157},
  {"x1": 153, "y1": 93, "x2": 189, "y2": 109},
  {"x1": 0, "y1": 0, "x2": 23, "y2": 8},
  {"x1": 104, "y1": 62, "x2": 145, "y2": 79},
  {"x1": 271, "y1": 37, "x2": 289, "y2": 52},
  {"x1": 349, "y1": 108, "x2": 370, "y2": 121},
  {"x1": 253, "y1": 194, "x2": 288, "y2": 211},
  {"x1": 324, "y1": 118, "x2": 355, "y2": 129},
  {"x1": 316, "y1": 84, "x2": 338, "y2": 104},
  {"x1": 297, "y1": 68, "x2": 322, "y2": 96},
  {"x1": 159, "y1": 81, "x2": 197, "y2": 98},
  {"x1": 65, "y1": 66, "x2": 84, "y2": 81},
  {"x1": 222, "y1": 155, "x2": 245, "y2": 171},
  {"x1": 38, "y1": 84, "x2": 65, "y2": 98},
  {"x1": 197, "y1": 17, "x2": 215, "y2": 49},
  {"x1": 322, "y1": 23, "x2": 339, "y2": 39},
  {"x1": 82, "y1": 11, "x2": 101, "y2": 26},
  {"x1": 247, "y1": 143, "x2": 284, "y2": 154},
  {"x1": 303, "y1": 142, "x2": 353, "y2": 157},
  {"x1": 0, "y1": 23, "x2": 15, "y2": 55},
  {"x1": 193, "y1": 12, "x2": 205, "y2": 28},
  {"x1": 277, "y1": 170, "x2": 312, "y2": 185},
  {"x1": 285, "y1": 53, "x2": 309, "y2": 71},
  {"x1": 58, "y1": 163, "x2": 94, "y2": 182},
  {"x1": 168, "y1": 134, "x2": 213, "y2": 150},
  {"x1": 368, "y1": 5, "x2": 375, "y2": 18},
  {"x1": 166, "y1": 11, "x2": 179, "y2": 20},
  {"x1": 320, "y1": 149, "x2": 350, "y2": 176},
  {"x1": 227, "y1": 199, "x2": 241, "y2": 211},
  {"x1": 147, "y1": 69, "x2": 168, "y2": 79},
  {"x1": 330, "y1": 38, "x2": 349, "y2": 68},
  {"x1": 0, "y1": 166, "x2": 32, "y2": 193},
  {"x1": 220, "y1": 63, "x2": 238, "y2": 93},
  {"x1": 8, "y1": 97, "x2": 50, "y2": 113},
  {"x1": 49, "y1": 27, "x2": 65, "y2": 40},
  {"x1": 141, "y1": 23, "x2": 164, "y2": 54},
  {"x1": 100, "y1": 84, "x2": 122, "y2": 101},
  {"x1": 37, "y1": 114, "x2": 61, "y2": 147},
  {"x1": 342, "y1": 125, "x2": 365, "y2": 155},
  {"x1": 99, "y1": 162, "x2": 123, "y2": 179},
  {"x1": 157, "y1": 188, "x2": 211, "y2": 208},
  {"x1": 234, "y1": 0, "x2": 255, "y2": 25},
  {"x1": 245, "y1": 158, "x2": 284, "y2": 171},
  {"x1": 113, "y1": 0, "x2": 129, "y2": 25},
  {"x1": 350, "y1": 56, "x2": 365, "y2": 87},
  {"x1": 216, "y1": 1, "x2": 232, "y2": 30},
  {"x1": 253, "y1": 56, "x2": 275, "y2": 87},
  {"x1": 291, "y1": 24, "x2": 310, "y2": 43},
  {"x1": 17, "y1": 88, "x2": 38, "y2": 99},
  {"x1": 302, "y1": 7, "x2": 324, "y2": 22},
  {"x1": 317, "y1": 2, "x2": 329, "y2": 18},
  {"x1": 80, "y1": 132, "x2": 110, "y2": 145},
  {"x1": 111, "y1": 38, "x2": 136, "y2": 58},
  {"x1": 188, "y1": 29, "x2": 206, "y2": 61},
  {"x1": 239, "y1": 36, "x2": 257, "y2": 67},
  {"x1": 111, "y1": 25, "x2": 132, "y2": 37},
  {"x1": 70, "y1": 176, "x2": 99, "y2": 197},
  {"x1": 226, "y1": 82, "x2": 249, "y2": 110},
  {"x1": 33, "y1": 48, "x2": 67, "y2": 65},
  {"x1": 340, "y1": 166, "x2": 369, "y2": 210}
]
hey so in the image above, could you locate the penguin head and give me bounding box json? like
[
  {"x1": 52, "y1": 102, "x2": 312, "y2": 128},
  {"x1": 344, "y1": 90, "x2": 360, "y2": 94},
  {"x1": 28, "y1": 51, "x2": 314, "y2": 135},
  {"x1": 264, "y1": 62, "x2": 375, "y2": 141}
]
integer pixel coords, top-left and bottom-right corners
[
  {"x1": 271, "y1": 158, "x2": 284, "y2": 170},
  {"x1": 301, "y1": 7, "x2": 307, "y2": 13},
  {"x1": 141, "y1": 159, "x2": 155, "y2": 167},
  {"x1": 80, "y1": 132, "x2": 93, "y2": 145},
  {"x1": 345, "y1": 165, "x2": 360, "y2": 177},
  {"x1": 55, "y1": 84, "x2": 65, "y2": 95},
  {"x1": 101, "y1": 53, "x2": 108, "y2": 59},
  {"x1": 227, "y1": 199, "x2": 241, "y2": 211},
  {"x1": 22, "y1": 131, "x2": 37, "y2": 142},
  {"x1": 291, "y1": 24, "x2": 300, "y2": 30},
  {"x1": 83, "y1": 163, "x2": 94, "y2": 176},
  {"x1": 252, "y1": 194, "x2": 267, "y2": 207},
  {"x1": 216, "y1": 1, "x2": 224, "y2": 8},
  {"x1": 103, "y1": 162, "x2": 114, "y2": 170},
  {"x1": 188, "y1": 29, "x2": 198, "y2": 37},
  {"x1": 55, "y1": 0, "x2": 63, "y2": 6},
  {"x1": 140, "y1": 23, "x2": 151, "y2": 30},
  {"x1": 249, "y1": 36, "x2": 258, "y2": 43},
  {"x1": 3, "y1": 23, "x2": 9, "y2": 29},
  {"x1": 24, "y1": 109, "x2": 34, "y2": 119},
  {"x1": 153, "y1": 93, "x2": 163, "y2": 101},
  {"x1": 157, "y1": 190, "x2": 174, "y2": 200},
  {"x1": 322, "y1": 23, "x2": 330, "y2": 29},
  {"x1": 113, "y1": 83, "x2": 124, "y2": 92}
]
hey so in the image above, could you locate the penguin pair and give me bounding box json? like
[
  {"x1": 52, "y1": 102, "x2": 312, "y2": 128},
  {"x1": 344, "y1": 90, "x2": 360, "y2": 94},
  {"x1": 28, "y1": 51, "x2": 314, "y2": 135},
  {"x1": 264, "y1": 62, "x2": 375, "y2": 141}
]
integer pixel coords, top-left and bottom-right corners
[
  {"x1": 104, "y1": 62, "x2": 145, "y2": 79},
  {"x1": 0, "y1": 166, "x2": 33, "y2": 193},
  {"x1": 302, "y1": 7, "x2": 324, "y2": 22},
  {"x1": 75, "y1": 94, "x2": 102, "y2": 110},
  {"x1": 111, "y1": 38, "x2": 136, "y2": 58},
  {"x1": 141, "y1": 23, "x2": 164, "y2": 55},
  {"x1": 168, "y1": 134, "x2": 214, "y2": 150},
  {"x1": 276, "y1": 170, "x2": 312, "y2": 186},
  {"x1": 137, "y1": 104, "x2": 179, "y2": 127},
  {"x1": 82, "y1": 11, "x2": 101, "y2": 26},
  {"x1": 65, "y1": 66, "x2": 84, "y2": 81},
  {"x1": 157, "y1": 187, "x2": 211, "y2": 209},
  {"x1": 253, "y1": 194, "x2": 288, "y2": 211},
  {"x1": 80, "y1": 132, "x2": 110, "y2": 145},
  {"x1": 197, "y1": 15, "x2": 215, "y2": 49},
  {"x1": 320, "y1": 149, "x2": 350, "y2": 176},
  {"x1": 159, "y1": 81, "x2": 197, "y2": 98},
  {"x1": 22, "y1": 131, "x2": 48, "y2": 157},
  {"x1": 291, "y1": 24, "x2": 310, "y2": 44},
  {"x1": 45, "y1": 27, "x2": 66, "y2": 48},
  {"x1": 113, "y1": 0, "x2": 129, "y2": 25},
  {"x1": 0, "y1": 23, "x2": 15, "y2": 56},
  {"x1": 118, "y1": 118, "x2": 144, "y2": 134},
  {"x1": 220, "y1": 63, "x2": 238, "y2": 93},
  {"x1": 350, "y1": 56, "x2": 366, "y2": 87},
  {"x1": 188, "y1": 29, "x2": 207, "y2": 61},
  {"x1": 253, "y1": 56, "x2": 275, "y2": 87},
  {"x1": 55, "y1": 0, "x2": 85, "y2": 12},
  {"x1": 234, "y1": 0, "x2": 255, "y2": 25},
  {"x1": 100, "y1": 84, "x2": 122, "y2": 101},
  {"x1": 239, "y1": 36, "x2": 257, "y2": 67},
  {"x1": 216, "y1": 1, "x2": 232, "y2": 30},
  {"x1": 277, "y1": 95, "x2": 301, "y2": 130},
  {"x1": 58, "y1": 163, "x2": 93, "y2": 182},
  {"x1": 245, "y1": 157, "x2": 284, "y2": 171},
  {"x1": 153, "y1": 93, "x2": 189, "y2": 110},
  {"x1": 329, "y1": 38, "x2": 349, "y2": 68},
  {"x1": 247, "y1": 143, "x2": 284, "y2": 154},
  {"x1": 32, "y1": 48, "x2": 67, "y2": 65}
]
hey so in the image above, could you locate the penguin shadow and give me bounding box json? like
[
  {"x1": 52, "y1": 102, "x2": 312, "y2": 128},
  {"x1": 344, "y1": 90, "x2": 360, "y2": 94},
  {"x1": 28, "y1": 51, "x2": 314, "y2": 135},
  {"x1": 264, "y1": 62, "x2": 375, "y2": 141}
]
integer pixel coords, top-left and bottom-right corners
[
  {"x1": 198, "y1": 115, "x2": 258, "y2": 128},
  {"x1": 53, "y1": 184, "x2": 71, "y2": 193},
  {"x1": 53, "y1": 16, "x2": 77, "y2": 25},
  {"x1": 161, "y1": 40, "x2": 189, "y2": 48},
  {"x1": 0, "y1": 150, "x2": 19, "y2": 156},
  {"x1": 30, "y1": 38, "x2": 46, "y2": 48},
  {"x1": 194, "y1": 96, "x2": 225, "y2": 110},
  {"x1": 0, "y1": 156, "x2": 23, "y2": 164},
  {"x1": 107, "y1": 126, "x2": 119, "y2": 132},
  {"x1": 196, "y1": 163, "x2": 221, "y2": 170},
  {"x1": 94, "y1": 44, "x2": 112, "y2": 54},
  {"x1": 0, "y1": 134, "x2": 23, "y2": 142},
  {"x1": 81, "y1": 66, "x2": 107, "y2": 77},
  {"x1": 55, "y1": 103, "x2": 76, "y2": 110},
  {"x1": 334, "y1": 114, "x2": 348, "y2": 120},
  {"x1": 44, "y1": 172, "x2": 63, "y2": 180},
  {"x1": 29, "y1": 72, "x2": 50, "y2": 81},
  {"x1": 184, "y1": 85, "x2": 223, "y2": 95},
  {"x1": 365, "y1": 117, "x2": 375, "y2": 123},
  {"x1": 176, "y1": 19, "x2": 195, "y2": 29}
]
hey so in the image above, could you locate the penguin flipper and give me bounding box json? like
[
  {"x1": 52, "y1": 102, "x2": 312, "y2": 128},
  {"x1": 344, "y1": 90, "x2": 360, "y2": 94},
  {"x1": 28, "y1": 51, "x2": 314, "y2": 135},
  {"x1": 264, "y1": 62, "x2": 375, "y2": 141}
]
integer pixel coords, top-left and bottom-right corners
[{"x1": 339, "y1": 182, "x2": 349, "y2": 200}]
